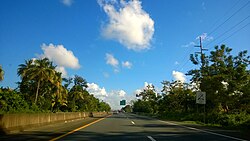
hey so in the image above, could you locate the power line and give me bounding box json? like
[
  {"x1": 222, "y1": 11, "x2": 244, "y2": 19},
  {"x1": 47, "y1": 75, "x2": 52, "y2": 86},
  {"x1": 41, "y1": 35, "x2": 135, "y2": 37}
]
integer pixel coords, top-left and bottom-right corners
[
  {"x1": 207, "y1": 1, "x2": 250, "y2": 36},
  {"x1": 218, "y1": 22, "x2": 250, "y2": 44},
  {"x1": 175, "y1": 47, "x2": 194, "y2": 71},
  {"x1": 174, "y1": 1, "x2": 249, "y2": 75},
  {"x1": 205, "y1": 15, "x2": 250, "y2": 48},
  {"x1": 206, "y1": 0, "x2": 242, "y2": 34}
]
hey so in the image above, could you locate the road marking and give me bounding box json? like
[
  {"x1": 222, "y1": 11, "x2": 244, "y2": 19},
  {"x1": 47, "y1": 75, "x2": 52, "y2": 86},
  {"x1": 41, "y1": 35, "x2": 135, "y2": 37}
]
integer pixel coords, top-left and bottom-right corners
[
  {"x1": 160, "y1": 120, "x2": 247, "y2": 141},
  {"x1": 147, "y1": 136, "x2": 156, "y2": 141},
  {"x1": 131, "y1": 121, "x2": 135, "y2": 125},
  {"x1": 49, "y1": 115, "x2": 111, "y2": 141}
]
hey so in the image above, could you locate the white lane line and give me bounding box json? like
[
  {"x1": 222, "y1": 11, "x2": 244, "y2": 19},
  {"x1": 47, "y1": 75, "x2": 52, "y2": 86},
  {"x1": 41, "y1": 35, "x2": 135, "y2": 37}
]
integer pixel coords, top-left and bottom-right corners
[
  {"x1": 147, "y1": 136, "x2": 156, "y2": 141},
  {"x1": 160, "y1": 120, "x2": 247, "y2": 141},
  {"x1": 131, "y1": 121, "x2": 135, "y2": 125}
]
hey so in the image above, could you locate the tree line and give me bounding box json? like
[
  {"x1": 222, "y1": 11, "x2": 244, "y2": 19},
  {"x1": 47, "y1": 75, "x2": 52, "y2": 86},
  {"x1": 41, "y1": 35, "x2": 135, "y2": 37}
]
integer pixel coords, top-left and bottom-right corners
[
  {"x1": 0, "y1": 58, "x2": 111, "y2": 114},
  {"x1": 132, "y1": 45, "x2": 250, "y2": 128}
]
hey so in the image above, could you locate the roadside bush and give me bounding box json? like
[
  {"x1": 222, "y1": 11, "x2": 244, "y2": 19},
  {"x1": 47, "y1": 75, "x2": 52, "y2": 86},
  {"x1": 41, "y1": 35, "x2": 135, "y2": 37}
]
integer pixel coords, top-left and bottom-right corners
[
  {"x1": 0, "y1": 88, "x2": 30, "y2": 113},
  {"x1": 214, "y1": 112, "x2": 250, "y2": 128}
]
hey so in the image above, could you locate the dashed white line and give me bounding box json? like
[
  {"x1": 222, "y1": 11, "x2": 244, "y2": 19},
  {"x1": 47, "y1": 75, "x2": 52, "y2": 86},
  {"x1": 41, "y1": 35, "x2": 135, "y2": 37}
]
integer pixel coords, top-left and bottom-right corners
[
  {"x1": 131, "y1": 121, "x2": 135, "y2": 125},
  {"x1": 147, "y1": 136, "x2": 156, "y2": 141},
  {"x1": 160, "y1": 120, "x2": 247, "y2": 141}
]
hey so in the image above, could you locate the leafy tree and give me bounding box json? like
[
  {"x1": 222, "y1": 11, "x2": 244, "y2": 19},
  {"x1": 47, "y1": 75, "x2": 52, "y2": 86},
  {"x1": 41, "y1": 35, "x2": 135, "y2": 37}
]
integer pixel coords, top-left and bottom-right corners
[
  {"x1": 68, "y1": 75, "x2": 89, "y2": 111},
  {"x1": 187, "y1": 45, "x2": 250, "y2": 113},
  {"x1": 0, "y1": 65, "x2": 4, "y2": 81},
  {"x1": 134, "y1": 84, "x2": 160, "y2": 114},
  {"x1": 0, "y1": 88, "x2": 29, "y2": 113},
  {"x1": 51, "y1": 72, "x2": 68, "y2": 112},
  {"x1": 18, "y1": 58, "x2": 57, "y2": 104},
  {"x1": 98, "y1": 101, "x2": 111, "y2": 112},
  {"x1": 122, "y1": 105, "x2": 132, "y2": 113},
  {"x1": 159, "y1": 80, "x2": 195, "y2": 115},
  {"x1": 1, "y1": 57, "x2": 111, "y2": 114}
]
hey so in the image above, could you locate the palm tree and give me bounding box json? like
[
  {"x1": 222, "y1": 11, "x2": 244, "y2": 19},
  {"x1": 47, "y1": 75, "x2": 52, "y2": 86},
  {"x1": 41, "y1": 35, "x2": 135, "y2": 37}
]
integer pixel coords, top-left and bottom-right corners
[
  {"x1": 51, "y1": 72, "x2": 68, "y2": 111},
  {"x1": 17, "y1": 59, "x2": 34, "y2": 80},
  {"x1": 18, "y1": 58, "x2": 56, "y2": 104},
  {"x1": 0, "y1": 65, "x2": 4, "y2": 81}
]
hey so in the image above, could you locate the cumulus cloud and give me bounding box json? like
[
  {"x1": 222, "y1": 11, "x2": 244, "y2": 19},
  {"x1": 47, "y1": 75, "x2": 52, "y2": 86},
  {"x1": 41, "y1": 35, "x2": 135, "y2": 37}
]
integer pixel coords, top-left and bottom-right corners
[
  {"x1": 41, "y1": 43, "x2": 80, "y2": 69},
  {"x1": 99, "y1": 0, "x2": 154, "y2": 51},
  {"x1": 172, "y1": 71, "x2": 186, "y2": 83},
  {"x1": 39, "y1": 43, "x2": 80, "y2": 77},
  {"x1": 87, "y1": 82, "x2": 135, "y2": 110},
  {"x1": 122, "y1": 61, "x2": 132, "y2": 69},
  {"x1": 61, "y1": 0, "x2": 74, "y2": 6},
  {"x1": 87, "y1": 83, "x2": 108, "y2": 99}
]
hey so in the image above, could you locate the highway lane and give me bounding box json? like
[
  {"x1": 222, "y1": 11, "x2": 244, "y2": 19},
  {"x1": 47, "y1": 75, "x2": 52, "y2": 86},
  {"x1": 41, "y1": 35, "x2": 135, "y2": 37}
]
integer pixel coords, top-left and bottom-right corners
[
  {"x1": 0, "y1": 116, "x2": 105, "y2": 141},
  {"x1": 1, "y1": 113, "x2": 247, "y2": 141},
  {"x1": 55, "y1": 113, "x2": 247, "y2": 141}
]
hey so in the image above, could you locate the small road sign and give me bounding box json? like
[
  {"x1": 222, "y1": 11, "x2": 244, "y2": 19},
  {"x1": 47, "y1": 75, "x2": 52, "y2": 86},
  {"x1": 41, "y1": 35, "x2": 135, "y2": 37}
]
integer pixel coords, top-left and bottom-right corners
[{"x1": 196, "y1": 91, "x2": 206, "y2": 104}]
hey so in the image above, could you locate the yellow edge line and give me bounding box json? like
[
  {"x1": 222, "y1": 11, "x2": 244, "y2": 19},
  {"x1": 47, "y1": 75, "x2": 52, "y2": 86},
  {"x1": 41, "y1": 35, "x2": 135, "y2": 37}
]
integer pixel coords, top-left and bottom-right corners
[{"x1": 49, "y1": 115, "x2": 111, "y2": 141}]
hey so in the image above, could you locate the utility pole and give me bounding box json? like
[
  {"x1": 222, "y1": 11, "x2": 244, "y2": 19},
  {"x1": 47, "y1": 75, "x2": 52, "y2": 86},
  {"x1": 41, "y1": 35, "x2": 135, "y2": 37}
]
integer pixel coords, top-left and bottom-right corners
[
  {"x1": 194, "y1": 36, "x2": 208, "y2": 124},
  {"x1": 195, "y1": 37, "x2": 208, "y2": 67}
]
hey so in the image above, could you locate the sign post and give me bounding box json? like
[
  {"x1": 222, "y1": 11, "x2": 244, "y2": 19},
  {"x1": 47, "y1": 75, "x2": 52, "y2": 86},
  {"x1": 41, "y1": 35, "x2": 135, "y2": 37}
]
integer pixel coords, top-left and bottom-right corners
[{"x1": 196, "y1": 92, "x2": 206, "y2": 123}]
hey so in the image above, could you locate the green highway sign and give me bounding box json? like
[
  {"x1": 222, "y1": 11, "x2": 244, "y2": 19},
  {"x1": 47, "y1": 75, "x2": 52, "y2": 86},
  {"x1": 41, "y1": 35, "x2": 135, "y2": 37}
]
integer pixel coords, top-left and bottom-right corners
[{"x1": 120, "y1": 100, "x2": 126, "y2": 105}]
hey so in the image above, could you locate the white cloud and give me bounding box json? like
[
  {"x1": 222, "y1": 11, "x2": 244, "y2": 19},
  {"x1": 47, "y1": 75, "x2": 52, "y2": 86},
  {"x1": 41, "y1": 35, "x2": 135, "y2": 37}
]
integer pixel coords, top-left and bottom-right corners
[
  {"x1": 122, "y1": 61, "x2": 132, "y2": 69},
  {"x1": 172, "y1": 71, "x2": 186, "y2": 83},
  {"x1": 41, "y1": 43, "x2": 80, "y2": 69},
  {"x1": 105, "y1": 53, "x2": 119, "y2": 68},
  {"x1": 61, "y1": 0, "x2": 74, "y2": 6},
  {"x1": 87, "y1": 82, "x2": 135, "y2": 110},
  {"x1": 196, "y1": 33, "x2": 213, "y2": 42},
  {"x1": 105, "y1": 53, "x2": 120, "y2": 73},
  {"x1": 39, "y1": 43, "x2": 80, "y2": 78},
  {"x1": 87, "y1": 83, "x2": 108, "y2": 99},
  {"x1": 99, "y1": 0, "x2": 154, "y2": 51}
]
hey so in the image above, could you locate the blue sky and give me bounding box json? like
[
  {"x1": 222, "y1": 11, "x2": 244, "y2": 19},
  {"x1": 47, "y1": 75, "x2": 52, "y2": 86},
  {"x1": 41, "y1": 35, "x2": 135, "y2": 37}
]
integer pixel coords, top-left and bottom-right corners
[{"x1": 0, "y1": 0, "x2": 249, "y2": 109}]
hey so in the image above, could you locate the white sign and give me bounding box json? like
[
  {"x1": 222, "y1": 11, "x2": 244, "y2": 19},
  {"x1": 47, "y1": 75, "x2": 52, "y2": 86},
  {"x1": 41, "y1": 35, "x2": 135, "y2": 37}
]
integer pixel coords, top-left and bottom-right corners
[{"x1": 196, "y1": 91, "x2": 206, "y2": 104}]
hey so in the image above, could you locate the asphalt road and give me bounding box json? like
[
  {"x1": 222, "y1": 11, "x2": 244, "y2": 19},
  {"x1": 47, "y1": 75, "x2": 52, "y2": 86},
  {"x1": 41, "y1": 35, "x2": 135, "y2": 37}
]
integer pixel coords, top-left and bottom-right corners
[{"x1": 1, "y1": 113, "x2": 248, "y2": 141}]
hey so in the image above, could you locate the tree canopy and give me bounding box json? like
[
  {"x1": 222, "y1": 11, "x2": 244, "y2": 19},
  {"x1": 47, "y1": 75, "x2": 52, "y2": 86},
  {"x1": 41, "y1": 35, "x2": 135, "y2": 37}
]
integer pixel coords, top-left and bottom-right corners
[
  {"x1": 1, "y1": 58, "x2": 111, "y2": 114},
  {"x1": 132, "y1": 45, "x2": 250, "y2": 128}
]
